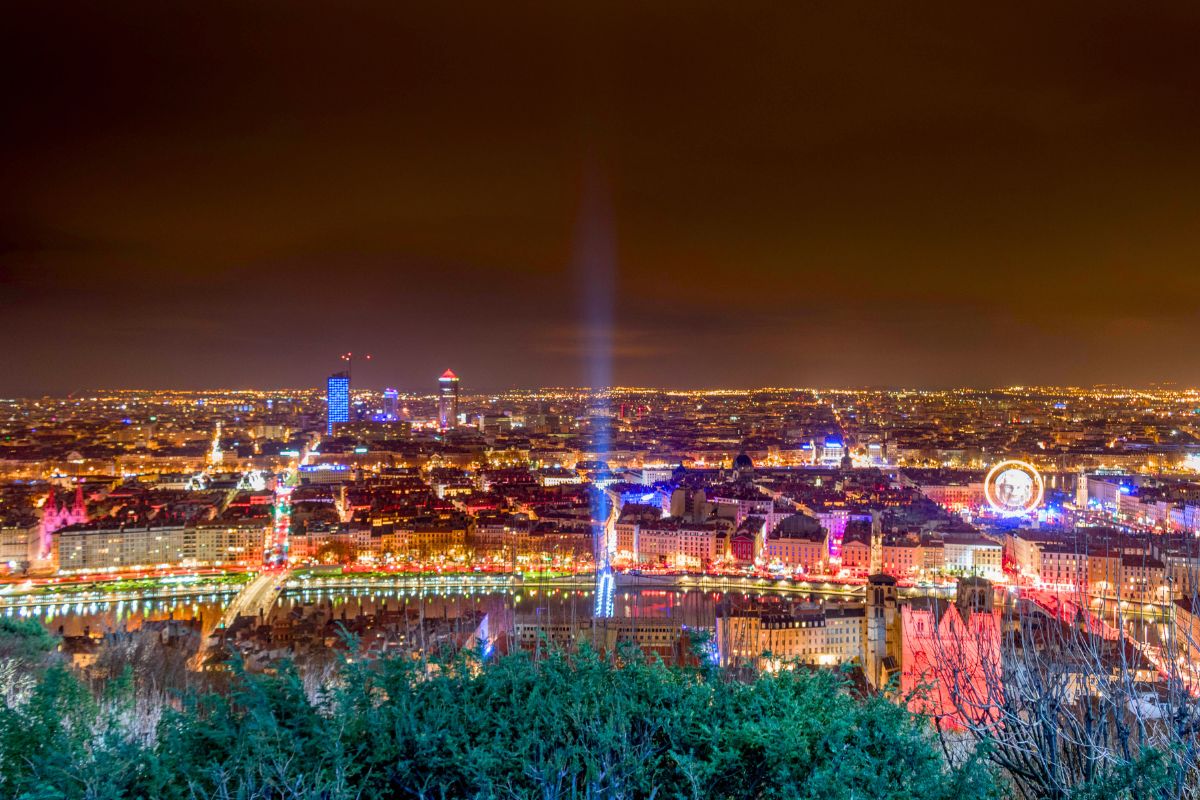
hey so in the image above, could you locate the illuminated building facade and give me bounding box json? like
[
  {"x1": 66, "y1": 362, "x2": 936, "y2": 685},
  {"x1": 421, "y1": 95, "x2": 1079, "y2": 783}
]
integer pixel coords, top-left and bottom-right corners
[
  {"x1": 819, "y1": 436, "x2": 845, "y2": 466},
  {"x1": 0, "y1": 520, "x2": 41, "y2": 570},
  {"x1": 920, "y1": 482, "x2": 986, "y2": 512},
  {"x1": 762, "y1": 514, "x2": 828, "y2": 573},
  {"x1": 40, "y1": 485, "x2": 88, "y2": 558},
  {"x1": 942, "y1": 533, "x2": 1004, "y2": 579},
  {"x1": 438, "y1": 369, "x2": 459, "y2": 429},
  {"x1": 383, "y1": 387, "x2": 399, "y2": 419},
  {"x1": 634, "y1": 519, "x2": 727, "y2": 569},
  {"x1": 56, "y1": 523, "x2": 265, "y2": 571},
  {"x1": 841, "y1": 530, "x2": 873, "y2": 575},
  {"x1": 327, "y1": 372, "x2": 350, "y2": 434},
  {"x1": 717, "y1": 604, "x2": 867, "y2": 670},
  {"x1": 901, "y1": 580, "x2": 1001, "y2": 730}
]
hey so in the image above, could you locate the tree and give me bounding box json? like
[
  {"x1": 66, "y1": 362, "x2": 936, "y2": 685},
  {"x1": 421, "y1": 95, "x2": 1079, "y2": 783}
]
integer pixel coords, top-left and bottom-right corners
[
  {"x1": 919, "y1": 579, "x2": 1200, "y2": 799},
  {"x1": 0, "y1": 644, "x2": 996, "y2": 800},
  {"x1": 316, "y1": 539, "x2": 356, "y2": 564},
  {"x1": 0, "y1": 617, "x2": 59, "y2": 667}
]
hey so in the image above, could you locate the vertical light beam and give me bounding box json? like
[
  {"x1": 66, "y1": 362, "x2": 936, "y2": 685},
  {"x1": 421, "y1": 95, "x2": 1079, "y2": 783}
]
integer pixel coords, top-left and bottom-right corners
[{"x1": 573, "y1": 163, "x2": 618, "y2": 614}]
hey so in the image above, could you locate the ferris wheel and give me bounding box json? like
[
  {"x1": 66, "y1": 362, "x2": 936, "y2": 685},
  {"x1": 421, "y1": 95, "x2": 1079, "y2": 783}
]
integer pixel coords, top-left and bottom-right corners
[{"x1": 984, "y1": 459, "x2": 1044, "y2": 516}]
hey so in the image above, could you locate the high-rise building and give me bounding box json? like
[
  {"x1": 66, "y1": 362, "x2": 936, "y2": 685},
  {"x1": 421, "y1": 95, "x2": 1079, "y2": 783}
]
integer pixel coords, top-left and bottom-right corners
[
  {"x1": 327, "y1": 372, "x2": 350, "y2": 435},
  {"x1": 383, "y1": 387, "x2": 399, "y2": 420},
  {"x1": 438, "y1": 369, "x2": 459, "y2": 430}
]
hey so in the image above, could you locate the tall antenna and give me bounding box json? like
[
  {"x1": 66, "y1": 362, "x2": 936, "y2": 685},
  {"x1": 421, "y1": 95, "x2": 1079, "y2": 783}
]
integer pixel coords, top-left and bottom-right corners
[{"x1": 339, "y1": 352, "x2": 372, "y2": 382}]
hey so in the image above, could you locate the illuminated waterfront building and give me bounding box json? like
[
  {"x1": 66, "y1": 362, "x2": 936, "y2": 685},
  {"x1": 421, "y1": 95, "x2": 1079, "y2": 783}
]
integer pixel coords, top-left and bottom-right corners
[
  {"x1": 513, "y1": 618, "x2": 695, "y2": 663},
  {"x1": 56, "y1": 522, "x2": 265, "y2": 571},
  {"x1": 438, "y1": 369, "x2": 459, "y2": 430},
  {"x1": 942, "y1": 532, "x2": 1003, "y2": 579},
  {"x1": 0, "y1": 519, "x2": 41, "y2": 571},
  {"x1": 717, "y1": 602, "x2": 867, "y2": 670},
  {"x1": 327, "y1": 371, "x2": 350, "y2": 435},
  {"x1": 762, "y1": 514, "x2": 828, "y2": 573},
  {"x1": 634, "y1": 518, "x2": 729, "y2": 569},
  {"x1": 840, "y1": 527, "x2": 873, "y2": 575},
  {"x1": 879, "y1": 533, "x2": 922, "y2": 579}
]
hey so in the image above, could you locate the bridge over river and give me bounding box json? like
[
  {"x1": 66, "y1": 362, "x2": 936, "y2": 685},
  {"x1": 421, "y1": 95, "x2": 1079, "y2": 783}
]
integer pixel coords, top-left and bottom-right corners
[{"x1": 190, "y1": 569, "x2": 289, "y2": 667}]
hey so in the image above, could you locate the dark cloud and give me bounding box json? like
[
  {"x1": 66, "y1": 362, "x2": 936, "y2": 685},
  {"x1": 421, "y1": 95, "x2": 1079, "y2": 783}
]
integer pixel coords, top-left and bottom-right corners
[{"x1": 2, "y1": 0, "x2": 1200, "y2": 393}]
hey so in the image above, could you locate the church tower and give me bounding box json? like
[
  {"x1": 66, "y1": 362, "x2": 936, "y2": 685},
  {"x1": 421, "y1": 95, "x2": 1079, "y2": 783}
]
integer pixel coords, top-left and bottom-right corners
[{"x1": 865, "y1": 573, "x2": 900, "y2": 690}]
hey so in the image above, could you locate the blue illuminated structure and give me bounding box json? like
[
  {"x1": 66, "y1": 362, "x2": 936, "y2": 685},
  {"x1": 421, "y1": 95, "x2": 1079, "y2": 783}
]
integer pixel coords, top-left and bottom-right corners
[
  {"x1": 326, "y1": 372, "x2": 350, "y2": 434},
  {"x1": 299, "y1": 463, "x2": 350, "y2": 473},
  {"x1": 594, "y1": 566, "x2": 615, "y2": 618},
  {"x1": 383, "y1": 387, "x2": 399, "y2": 419}
]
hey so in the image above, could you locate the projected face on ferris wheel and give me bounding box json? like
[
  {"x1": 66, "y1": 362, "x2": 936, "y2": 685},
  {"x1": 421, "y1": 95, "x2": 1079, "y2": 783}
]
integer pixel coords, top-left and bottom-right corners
[
  {"x1": 985, "y1": 460, "x2": 1044, "y2": 516},
  {"x1": 994, "y1": 468, "x2": 1033, "y2": 507}
]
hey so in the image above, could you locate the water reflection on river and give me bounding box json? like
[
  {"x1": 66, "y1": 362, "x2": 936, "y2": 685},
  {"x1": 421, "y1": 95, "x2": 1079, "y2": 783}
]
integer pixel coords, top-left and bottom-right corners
[
  {"x1": 16, "y1": 577, "x2": 860, "y2": 647},
  {"x1": 14, "y1": 595, "x2": 230, "y2": 639}
]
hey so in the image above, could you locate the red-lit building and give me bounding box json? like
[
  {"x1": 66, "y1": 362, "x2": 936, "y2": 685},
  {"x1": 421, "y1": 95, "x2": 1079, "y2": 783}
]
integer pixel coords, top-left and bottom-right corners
[{"x1": 900, "y1": 579, "x2": 1001, "y2": 730}]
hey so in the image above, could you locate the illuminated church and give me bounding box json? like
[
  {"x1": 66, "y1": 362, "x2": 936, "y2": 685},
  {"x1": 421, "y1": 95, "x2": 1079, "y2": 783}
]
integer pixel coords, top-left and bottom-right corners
[{"x1": 40, "y1": 485, "x2": 89, "y2": 557}]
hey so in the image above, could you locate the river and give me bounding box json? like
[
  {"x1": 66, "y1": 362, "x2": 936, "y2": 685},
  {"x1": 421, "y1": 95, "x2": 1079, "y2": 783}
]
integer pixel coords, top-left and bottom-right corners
[{"x1": 12, "y1": 574, "x2": 864, "y2": 649}]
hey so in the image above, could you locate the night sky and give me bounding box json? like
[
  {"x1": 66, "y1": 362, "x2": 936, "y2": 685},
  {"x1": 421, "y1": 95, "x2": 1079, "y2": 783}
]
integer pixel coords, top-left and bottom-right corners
[{"x1": 4, "y1": 1, "x2": 1200, "y2": 395}]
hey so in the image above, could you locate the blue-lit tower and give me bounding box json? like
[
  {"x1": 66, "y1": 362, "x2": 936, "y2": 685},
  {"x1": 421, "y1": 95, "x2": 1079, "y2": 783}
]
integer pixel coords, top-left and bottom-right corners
[
  {"x1": 326, "y1": 371, "x2": 350, "y2": 435},
  {"x1": 383, "y1": 387, "x2": 399, "y2": 419}
]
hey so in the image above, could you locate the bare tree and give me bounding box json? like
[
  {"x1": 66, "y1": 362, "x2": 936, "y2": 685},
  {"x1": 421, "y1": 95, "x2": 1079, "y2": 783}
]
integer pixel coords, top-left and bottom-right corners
[{"x1": 913, "y1": 562, "x2": 1200, "y2": 799}]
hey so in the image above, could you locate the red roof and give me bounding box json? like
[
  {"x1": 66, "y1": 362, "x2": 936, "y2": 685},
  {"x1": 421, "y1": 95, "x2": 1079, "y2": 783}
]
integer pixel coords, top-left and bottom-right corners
[{"x1": 440, "y1": 369, "x2": 458, "y2": 380}]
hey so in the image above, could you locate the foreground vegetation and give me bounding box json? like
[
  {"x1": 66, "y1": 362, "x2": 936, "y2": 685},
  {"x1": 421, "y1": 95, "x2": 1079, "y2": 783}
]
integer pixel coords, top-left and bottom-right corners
[
  {"x1": 0, "y1": 616, "x2": 1189, "y2": 799},
  {"x1": 0, "y1": 619, "x2": 995, "y2": 800}
]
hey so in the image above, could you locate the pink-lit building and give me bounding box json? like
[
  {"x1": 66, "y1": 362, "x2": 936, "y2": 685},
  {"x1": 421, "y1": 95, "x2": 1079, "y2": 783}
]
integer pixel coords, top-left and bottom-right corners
[
  {"x1": 901, "y1": 581, "x2": 1001, "y2": 730},
  {"x1": 40, "y1": 485, "x2": 88, "y2": 558}
]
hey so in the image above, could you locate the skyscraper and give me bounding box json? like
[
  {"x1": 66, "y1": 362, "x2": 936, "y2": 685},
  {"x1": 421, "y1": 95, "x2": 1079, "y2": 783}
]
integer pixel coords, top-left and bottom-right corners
[
  {"x1": 383, "y1": 387, "x2": 399, "y2": 419},
  {"x1": 327, "y1": 371, "x2": 350, "y2": 435},
  {"x1": 438, "y1": 369, "x2": 459, "y2": 430}
]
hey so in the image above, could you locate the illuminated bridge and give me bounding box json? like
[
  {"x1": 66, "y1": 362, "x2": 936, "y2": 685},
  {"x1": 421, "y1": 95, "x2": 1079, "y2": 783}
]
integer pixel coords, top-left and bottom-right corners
[
  {"x1": 594, "y1": 491, "x2": 617, "y2": 618},
  {"x1": 191, "y1": 570, "x2": 289, "y2": 668}
]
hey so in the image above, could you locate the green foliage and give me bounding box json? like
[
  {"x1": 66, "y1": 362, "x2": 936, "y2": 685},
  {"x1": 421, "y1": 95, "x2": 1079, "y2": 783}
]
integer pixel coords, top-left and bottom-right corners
[
  {"x1": 9, "y1": 573, "x2": 254, "y2": 600},
  {"x1": 0, "y1": 665, "x2": 97, "y2": 798},
  {"x1": 1068, "y1": 745, "x2": 1177, "y2": 800},
  {"x1": 0, "y1": 648, "x2": 997, "y2": 800},
  {"x1": 0, "y1": 616, "x2": 59, "y2": 665}
]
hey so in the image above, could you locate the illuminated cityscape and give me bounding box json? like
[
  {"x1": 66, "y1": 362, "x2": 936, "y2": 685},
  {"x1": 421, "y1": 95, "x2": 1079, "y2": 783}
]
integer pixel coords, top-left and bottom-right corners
[
  {"x1": 5, "y1": 384, "x2": 1200, "y2": 619},
  {"x1": 4, "y1": 384, "x2": 1200, "y2": 794},
  {"x1": 6, "y1": 2, "x2": 1200, "y2": 797}
]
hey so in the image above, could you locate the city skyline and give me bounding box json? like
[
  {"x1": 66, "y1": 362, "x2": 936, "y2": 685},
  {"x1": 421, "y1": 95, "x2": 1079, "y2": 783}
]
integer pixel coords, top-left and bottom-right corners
[
  {"x1": 7, "y1": 4, "x2": 1200, "y2": 796},
  {"x1": 10, "y1": 378, "x2": 1200, "y2": 398},
  {"x1": 6, "y1": 2, "x2": 1200, "y2": 394},
  {"x1": 4, "y1": 363, "x2": 1200, "y2": 798}
]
